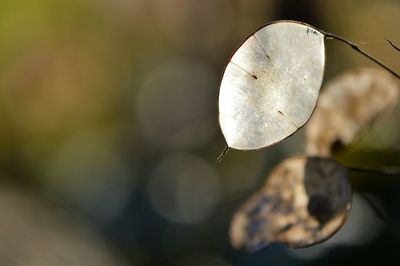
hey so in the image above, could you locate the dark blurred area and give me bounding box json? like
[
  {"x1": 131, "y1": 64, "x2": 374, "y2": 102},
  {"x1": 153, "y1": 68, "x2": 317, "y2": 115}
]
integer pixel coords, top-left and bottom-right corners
[{"x1": 0, "y1": 0, "x2": 400, "y2": 265}]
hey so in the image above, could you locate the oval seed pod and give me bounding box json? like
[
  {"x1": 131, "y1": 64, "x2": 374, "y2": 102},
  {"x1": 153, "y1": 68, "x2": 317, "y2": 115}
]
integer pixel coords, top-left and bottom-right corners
[
  {"x1": 306, "y1": 68, "x2": 400, "y2": 157},
  {"x1": 219, "y1": 21, "x2": 325, "y2": 150},
  {"x1": 230, "y1": 156, "x2": 351, "y2": 251}
]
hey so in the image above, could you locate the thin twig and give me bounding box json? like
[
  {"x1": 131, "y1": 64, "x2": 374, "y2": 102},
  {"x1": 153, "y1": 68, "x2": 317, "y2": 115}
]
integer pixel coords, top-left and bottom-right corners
[
  {"x1": 216, "y1": 145, "x2": 230, "y2": 163},
  {"x1": 386, "y1": 38, "x2": 400, "y2": 52},
  {"x1": 349, "y1": 166, "x2": 400, "y2": 176},
  {"x1": 356, "y1": 172, "x2": 400, "y2": 236},
  {"x1": 319, "y1": 30, "x2": 400, "y2": 79},
  {"x1": 360, "y1": 192, "x2": 392, "y2": 225}
]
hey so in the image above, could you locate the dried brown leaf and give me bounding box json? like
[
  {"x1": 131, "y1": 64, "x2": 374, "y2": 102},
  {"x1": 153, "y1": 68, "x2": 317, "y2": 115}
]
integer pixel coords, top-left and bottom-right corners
[
  {"x1": 230, "y1": 156, "x2": 351, "y2": 251},
  {"x1": 306, "y1": 68, "x2": 400, "y2": 156}
]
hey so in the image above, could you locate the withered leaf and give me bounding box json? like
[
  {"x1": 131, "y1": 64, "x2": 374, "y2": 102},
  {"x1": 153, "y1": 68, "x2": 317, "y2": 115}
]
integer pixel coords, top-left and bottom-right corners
[
  {"x1": 306, "y1": 68, "x2": 400, "y2": 156},
  {"x1": 230, "y1": 156, "x2": 351, "y2": 251}
]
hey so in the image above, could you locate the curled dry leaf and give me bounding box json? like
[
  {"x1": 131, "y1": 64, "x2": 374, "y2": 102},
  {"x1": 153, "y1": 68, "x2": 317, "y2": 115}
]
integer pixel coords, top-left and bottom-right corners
[
  {"x1": 230, "y1": 156, "x2": 351, "y2": 251},
  {"x1": 306, "y1": 68, "x2": 400, "y2": 156},
  {"x1": 219, "y1": 21, "x2": 325, "y2": 150}
]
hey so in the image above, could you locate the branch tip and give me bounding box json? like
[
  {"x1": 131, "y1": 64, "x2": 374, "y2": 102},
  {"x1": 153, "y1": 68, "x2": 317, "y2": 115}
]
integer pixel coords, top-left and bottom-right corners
[{"x1": 217, "y1": 145, "x2": 230, "y2": 163}]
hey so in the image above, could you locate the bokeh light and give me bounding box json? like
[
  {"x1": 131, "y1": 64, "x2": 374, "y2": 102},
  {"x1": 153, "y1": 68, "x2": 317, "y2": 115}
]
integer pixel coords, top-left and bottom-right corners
[
  {"x1": 43, "y1": 128, "x2": 136, "y2": 222},
  {"x1": 147, "y1": 153, "x2": 220, "y2": 224},
  {"x1": 136, "y1": 58, "x2": 217, "y2": 151}
]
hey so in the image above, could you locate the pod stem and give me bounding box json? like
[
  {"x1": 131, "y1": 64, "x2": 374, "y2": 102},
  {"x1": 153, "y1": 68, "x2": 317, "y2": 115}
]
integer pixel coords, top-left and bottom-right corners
[
  {"x1": 360, "y1": 192, "x2": 393, "y2": 226},
  {"x1": 319, "y1": 30, "x2": 400, "y2": 80},
  {"x1": 348, "y1": 166, "x2": 400, "y2": 176},
  {"x1": 386, "y1": 39, "x2": 400, "y2": 52},
  {"x1": 217, "y1": 145, "x2": 230, "y2": 162},
  {"x1": 349, "y1": 167, "x2": 400, "y2": 227}
]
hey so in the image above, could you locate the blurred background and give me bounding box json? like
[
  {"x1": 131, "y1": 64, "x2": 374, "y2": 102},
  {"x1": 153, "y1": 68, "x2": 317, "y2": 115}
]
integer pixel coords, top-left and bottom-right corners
[{"x1": 0, "y1": 0, "x2": 400, "y2": 265}]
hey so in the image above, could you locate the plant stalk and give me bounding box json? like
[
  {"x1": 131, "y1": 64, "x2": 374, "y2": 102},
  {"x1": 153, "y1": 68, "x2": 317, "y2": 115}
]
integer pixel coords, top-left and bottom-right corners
[{"x1": 319, "y1": 30, "x2": 400, "y2": 80}]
